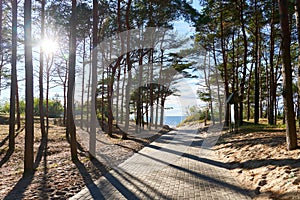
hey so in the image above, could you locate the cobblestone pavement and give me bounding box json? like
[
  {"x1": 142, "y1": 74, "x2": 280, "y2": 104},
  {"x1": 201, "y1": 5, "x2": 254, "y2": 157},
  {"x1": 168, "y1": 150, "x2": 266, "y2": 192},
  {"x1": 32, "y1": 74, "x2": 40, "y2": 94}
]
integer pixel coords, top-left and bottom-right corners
[{"x1": 70, "y1": 125, "x2": 253, "y2": 200}]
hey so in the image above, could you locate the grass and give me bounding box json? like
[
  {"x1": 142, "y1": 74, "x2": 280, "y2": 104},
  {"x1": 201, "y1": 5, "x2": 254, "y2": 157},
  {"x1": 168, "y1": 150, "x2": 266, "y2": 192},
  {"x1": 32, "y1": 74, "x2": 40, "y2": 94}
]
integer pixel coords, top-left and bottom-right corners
[{"x1": 241, "y1": 119, "x2": 286, "y2": 132}]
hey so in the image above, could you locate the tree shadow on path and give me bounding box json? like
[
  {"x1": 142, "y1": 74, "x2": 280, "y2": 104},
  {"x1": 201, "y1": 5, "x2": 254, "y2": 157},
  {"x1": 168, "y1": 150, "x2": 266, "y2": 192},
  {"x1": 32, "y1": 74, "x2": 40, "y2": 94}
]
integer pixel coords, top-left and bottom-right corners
[
  {"x1": 74, "y1": 159, "x2": 106, "y2": 199},
  {"x1": 4, "y1": 129, "x2": 45, "y2": 200}
]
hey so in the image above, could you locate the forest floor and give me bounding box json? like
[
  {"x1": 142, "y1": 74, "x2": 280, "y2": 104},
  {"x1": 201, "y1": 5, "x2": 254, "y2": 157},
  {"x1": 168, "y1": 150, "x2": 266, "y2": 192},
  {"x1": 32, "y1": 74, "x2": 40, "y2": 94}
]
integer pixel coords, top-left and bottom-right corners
[
  {"x1": 213, "y1": 120, "x2": 300, "y2": 200},
  {"x1": 0, "y1": 118, "x2": 171, "y2": 200}
]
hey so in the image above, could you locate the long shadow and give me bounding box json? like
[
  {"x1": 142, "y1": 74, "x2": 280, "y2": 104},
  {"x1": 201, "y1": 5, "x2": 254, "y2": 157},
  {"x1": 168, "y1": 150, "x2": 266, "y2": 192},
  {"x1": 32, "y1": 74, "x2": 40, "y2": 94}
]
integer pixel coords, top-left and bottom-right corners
[
  {"x1": 0, "y1": 135, "x2": 9, "y2": 148},
  {"x1": 0, "y1": 149, "x2": 14, "y2": 168},
  {"x1": 5, "y1": 130, "x2": 43, "y2": 199},
  {"x1": 40, "y1": 143, "x2": 49, "y2": 199},
  {"x1": 76, "y1": 141, "x2": 87, "y2": 155},
  {"x1": 235, "y1": 158, "x2": 300, "y2": 169},
  {"x1": 0, "y1": 128, "x2": 24, "y2": 167},
  {"x1": 75, "y1": 159, "x2": 106, "y2": 199},
  {"x1": 146, "y1": 142, "x2": 232, "y2": 169},
  {"x1": 145, "y1": 140, "x2": 300, "y2": 171},
  {"x1": 34, "y1": 136, "x2": 47, "y2": 169},
  {"x1": 275, "y1": 191, "x2": 300, "y2": 199},
  {"x1": 133, "y1": 151, "x2": 254, "y2": 197},
  {"x1": 144, "y1": 130, "x2": 200, "y2": 147},
  {"x1": 215, "y1": 136, "x2": 286, "y2": 148},
  {"x1": 0, "y1": 116, "x2": 9, "y2": 124},
  {"x1": 143, "y1": 140, "x2": 300, "y2": 171},
  {"x1": 36, "y1": 135, "x2": 49, "y2": 199},
  {"x1": 0, "y1": 127, "x2": 23, "y2": 148},
  {"x1": 116, "y1": 134, "x2": 236, "y2": 171},
  {"x1": 113, "y1": 168, "x2": 169, "y2": 199},
  {"x1": 83, "y1": 127, "x2": 255, "y2": 199},
  {"x1": 4, "y1": 174, "x2": 35, "y2": 200},
  {"x1": 90, "y1": 158, "x2": 140, "y2": 199},
  {"x1": 105, "y1": 139, "x2": 252, "y2": 197}
]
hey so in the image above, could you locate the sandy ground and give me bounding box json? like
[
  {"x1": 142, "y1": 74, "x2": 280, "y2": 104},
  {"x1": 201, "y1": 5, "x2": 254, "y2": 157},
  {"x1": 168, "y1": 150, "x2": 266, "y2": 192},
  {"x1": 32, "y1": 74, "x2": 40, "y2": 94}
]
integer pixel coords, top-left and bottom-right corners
[
  {"x1": 213, "y1": 124, "x2": 300, "y2": 200},
  {"x1": 0, "y1": 122, "x2": 169, "y2": 200}
]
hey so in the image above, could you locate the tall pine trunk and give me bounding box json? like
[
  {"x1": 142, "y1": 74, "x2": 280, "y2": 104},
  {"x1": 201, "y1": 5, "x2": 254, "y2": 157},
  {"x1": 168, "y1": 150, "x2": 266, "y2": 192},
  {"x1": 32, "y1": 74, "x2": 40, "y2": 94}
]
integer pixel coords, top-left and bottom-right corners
[
  {"x1": 39, "y1": 0, "x2": 46, "y2": 141},
  {"x1": 220, "y1": 7, "x2": 230, "y2": 127},
  {"x1": 86, "y1": 37, "x2": 92, "y2": 132},
  {"x1": 212, "y1": 42, "x2": 222, "y2": 123},
  {"x1": 0, "y1": 0, "x2": 2, "y2": 95},
  {"x1": 124, "y1": 0, "x2": 132, "y2": 137},
  {"x1": 90, "y1": 0, "x2": 98, "y2": 157},
  {"x1": 269, "y1": 0, "x2": 276, "y2": 125},
  {"x1": 278, "y1": 0, "x2": 298, "y2": 150},
  {"x1": 24, "y1": 0, "x2": 34, "y2": 175},
  {"x1": 295, "y1": 0, "x2": 300, "y2": 134},
  {"x1": 9, "y1": 0, "x2": 18, "y2": 153},
  {"x1": 67, "y1": 0, "x2": 78, "y2": 161},
  {"x1": 254, "y1": 0, "x2": 260, "y2": 124},
  {"x1": 16, "y1": 81, "x2": 21, "y2": 130},
  {"x1": 80, "y1": 38, "x2": 86, "y2": 129},
  {"x1": 239, "y1": 0, "x2": 248, "y2": 126}
]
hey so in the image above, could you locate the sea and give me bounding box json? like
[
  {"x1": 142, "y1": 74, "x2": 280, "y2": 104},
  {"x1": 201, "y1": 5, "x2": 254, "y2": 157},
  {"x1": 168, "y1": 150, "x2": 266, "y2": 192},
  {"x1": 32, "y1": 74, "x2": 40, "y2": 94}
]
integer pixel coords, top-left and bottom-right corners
[{"x1": 164, "y1": 116, "x2": 186, "y2": 127}]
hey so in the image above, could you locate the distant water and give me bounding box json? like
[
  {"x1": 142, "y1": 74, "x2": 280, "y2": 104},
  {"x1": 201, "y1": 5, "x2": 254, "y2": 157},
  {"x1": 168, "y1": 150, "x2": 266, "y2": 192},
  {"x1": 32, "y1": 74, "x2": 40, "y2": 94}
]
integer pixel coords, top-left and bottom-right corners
[{"x1": 164, "y1": 116, "x2": 186, "y2": 127}]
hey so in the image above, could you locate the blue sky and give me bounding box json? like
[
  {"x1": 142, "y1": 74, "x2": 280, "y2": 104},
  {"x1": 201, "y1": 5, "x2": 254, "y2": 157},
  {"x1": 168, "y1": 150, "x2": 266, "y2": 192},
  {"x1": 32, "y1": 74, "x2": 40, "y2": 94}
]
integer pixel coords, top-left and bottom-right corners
[{"x1": 164, "y1": 1, "x2": 202, "y2": 116}]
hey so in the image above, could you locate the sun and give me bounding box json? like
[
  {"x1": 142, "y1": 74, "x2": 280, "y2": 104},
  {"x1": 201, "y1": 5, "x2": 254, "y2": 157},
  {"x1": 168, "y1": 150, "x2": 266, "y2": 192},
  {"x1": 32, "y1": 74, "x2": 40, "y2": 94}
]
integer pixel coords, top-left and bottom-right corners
[{"x1": 40, "y1": 38, "x2": 58, "y2": 55}]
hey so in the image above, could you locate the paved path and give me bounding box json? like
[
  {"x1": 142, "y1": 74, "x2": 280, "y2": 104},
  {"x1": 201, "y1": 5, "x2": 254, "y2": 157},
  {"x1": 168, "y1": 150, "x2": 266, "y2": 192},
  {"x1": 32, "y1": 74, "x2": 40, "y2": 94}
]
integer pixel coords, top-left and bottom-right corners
[{"x1": 70, "y1": 125, "x2": 253, "y2": 200}]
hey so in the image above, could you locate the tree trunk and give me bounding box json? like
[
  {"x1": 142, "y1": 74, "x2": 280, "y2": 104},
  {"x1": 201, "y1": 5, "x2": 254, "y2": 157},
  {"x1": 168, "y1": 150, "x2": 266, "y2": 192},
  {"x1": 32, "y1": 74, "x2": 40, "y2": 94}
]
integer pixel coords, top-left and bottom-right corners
[
  {"x1": 24, "y1": 0, "x2": 34, "y2": 175},
  {"x1": 46, "y1": 58, "x2": 52, "y2": 132},
  {"x1": 106, "y1": 0, "x2": 124, "y2": 137},
  {"x1": 239, "y1": 0, "x2": 248, "y2": 126},
  {"x1": 86, "y1": 55, "x2": 91, "y2": 132},
  {"x1": 80, "y1": 38, "x2": 86, "y2": 129},
  {"x1": 63, "y1": 74, "x2": 67, "y2": 127},
  {"x1": 160, "y1": 97, "x2": 165, "y2": 126},
  {"x1": 259, "y1": 39, "x2": 263, "y2": 119},
  {"x1": 124, "y1": 0, "x2": 132, "y2": 138},
  {"x1": 269, "y1": 0, "x2": 275, "y2": 125},
  {"x1": 274, "y1": 45, "x2": 282, "y2": 125},
  {"x1": 9, "y1": 0, "x2": 17, "y2": 153},
  {"x1": 232, "y1": 31, "x2": 238, "y2": 127},
  {"x1": 278, "y1": 0, "x2": 298, "y2": 150},
  {"x1": 67, "y1": 0, "x2": 78, "y2": 161},
  {"x1": 16, "y1": 81, "x2": 21, "y2": 130},
  {"x1": 0, "y1": 0, "x2": 2, "y2": 95},
  {"x1": 212, "y1": 41, "x2": 222, "y2": 123},
  {"x1": 120, "y1": 64, "x2": 126, "y2": 124},
  {"x1": 295, "y1": 0, "x2": 300, "y2": 134},
  {"x1": 124, "y1": 54, "x2": 132, "y2": 134},
  {"x1": 149, "y1": 49, "x2": 154, "y2": 130},
  {"x1": 90, "y1": 0, "x2": 98, "y2": 157},
  {"x1": 136, "y1": 49, "x2": 144, "y2": 132},
  {"x1": 156, "y1": 49, "x2": 164, "y2": 129},
  {"x1": 247, "y1": 63, "x2": 254, "y2": 121},
  {"x1": 254, "y1": 0, "x2": 260, "y2": 124},
  {"x1": 220, "y1": 7, "x2": 230, "y2": 127},
  {"x1": 101, "y1": 55, "x2": 105, "y2": 128},
  {"x1": 116, "y1": 66, "x2": 121, "y2": 125},
  {"x1": 203, "y1": 51, "x2": 214, "y2": 125},
  {"x1": 39, "y1": 0, "x2": 46, "y2": 141}
]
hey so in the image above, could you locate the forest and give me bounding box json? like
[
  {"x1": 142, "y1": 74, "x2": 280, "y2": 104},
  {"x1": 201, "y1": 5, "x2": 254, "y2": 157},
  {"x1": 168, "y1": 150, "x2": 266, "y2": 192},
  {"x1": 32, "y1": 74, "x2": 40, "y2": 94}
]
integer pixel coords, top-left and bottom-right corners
[{"x1": 1, "y1": 0, "x2": 300, "y2": 199}]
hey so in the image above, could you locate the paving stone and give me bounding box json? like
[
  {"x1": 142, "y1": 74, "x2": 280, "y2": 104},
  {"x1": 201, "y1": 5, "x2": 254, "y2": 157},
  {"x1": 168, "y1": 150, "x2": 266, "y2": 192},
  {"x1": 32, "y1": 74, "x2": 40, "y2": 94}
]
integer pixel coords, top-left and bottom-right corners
[{"x1": 69, "y1": 125, "x2": 252, "y2": 200}]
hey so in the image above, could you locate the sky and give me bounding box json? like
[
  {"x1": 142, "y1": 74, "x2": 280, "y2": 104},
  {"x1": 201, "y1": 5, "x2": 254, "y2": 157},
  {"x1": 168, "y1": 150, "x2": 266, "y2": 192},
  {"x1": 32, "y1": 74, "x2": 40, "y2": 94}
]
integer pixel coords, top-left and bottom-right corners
[{"x1": 163, "y1": 1, "x2": 203, "y2": 116}]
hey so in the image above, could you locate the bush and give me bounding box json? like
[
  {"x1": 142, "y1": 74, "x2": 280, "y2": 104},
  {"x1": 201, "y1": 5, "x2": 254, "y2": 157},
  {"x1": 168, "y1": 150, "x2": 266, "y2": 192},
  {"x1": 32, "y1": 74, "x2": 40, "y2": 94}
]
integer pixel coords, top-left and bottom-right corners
[
  {"x1": 0, "y1": 98, "x2": 63, "y2": 118},
  {"x1": 183, "y1": 105, "x2": 211, "y2": 123}
]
